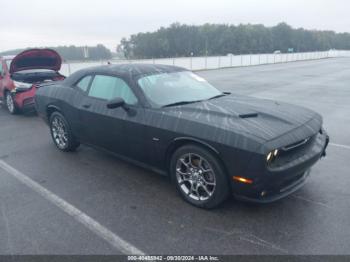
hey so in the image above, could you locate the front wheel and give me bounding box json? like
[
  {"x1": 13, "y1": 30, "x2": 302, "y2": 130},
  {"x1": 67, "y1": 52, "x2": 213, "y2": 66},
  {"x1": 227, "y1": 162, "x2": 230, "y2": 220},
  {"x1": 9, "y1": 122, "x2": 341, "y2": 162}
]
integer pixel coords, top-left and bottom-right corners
[
  {"x1": 5, "y1": 91, "x2": 18, "y2": 114},
  {"x1": 170, "y1": 144, "x2": 230, "y2": 209},
  {"x1": 49, "y1": 112, "x2": 80, "y2": 152}
]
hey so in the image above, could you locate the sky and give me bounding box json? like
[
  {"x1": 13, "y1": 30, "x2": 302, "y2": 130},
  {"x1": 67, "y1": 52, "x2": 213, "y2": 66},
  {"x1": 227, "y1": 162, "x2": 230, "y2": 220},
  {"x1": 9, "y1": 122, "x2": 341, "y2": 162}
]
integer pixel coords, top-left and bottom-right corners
[{"x1": 1, "y1": 0, "x2": 349, "y2": 52}]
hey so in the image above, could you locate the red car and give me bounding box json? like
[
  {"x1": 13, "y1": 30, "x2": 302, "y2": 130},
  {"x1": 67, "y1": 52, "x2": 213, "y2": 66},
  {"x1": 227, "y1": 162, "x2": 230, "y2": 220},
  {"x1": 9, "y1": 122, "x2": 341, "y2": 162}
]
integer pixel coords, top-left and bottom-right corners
[{"x1": 0, "y1": 49, "x2": 65, "y2": 114}]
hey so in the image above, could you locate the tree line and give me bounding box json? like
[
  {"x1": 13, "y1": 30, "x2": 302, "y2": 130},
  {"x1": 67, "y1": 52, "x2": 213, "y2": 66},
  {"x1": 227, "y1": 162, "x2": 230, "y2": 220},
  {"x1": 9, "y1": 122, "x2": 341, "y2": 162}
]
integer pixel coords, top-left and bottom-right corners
[
  {"x1": 0, "y1": 44, "x2": 112, "y2": 61},
  {"x1": 118, "y1": 22, "x2": 350, "y2": 59}
]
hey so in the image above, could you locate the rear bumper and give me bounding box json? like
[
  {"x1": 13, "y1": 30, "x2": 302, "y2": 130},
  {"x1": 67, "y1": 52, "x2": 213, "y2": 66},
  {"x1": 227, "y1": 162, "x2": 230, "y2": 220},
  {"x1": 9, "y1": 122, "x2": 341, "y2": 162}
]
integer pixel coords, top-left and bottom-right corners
[{"x1": 232, "y1": 131, "x2": 329, "y2": 203}]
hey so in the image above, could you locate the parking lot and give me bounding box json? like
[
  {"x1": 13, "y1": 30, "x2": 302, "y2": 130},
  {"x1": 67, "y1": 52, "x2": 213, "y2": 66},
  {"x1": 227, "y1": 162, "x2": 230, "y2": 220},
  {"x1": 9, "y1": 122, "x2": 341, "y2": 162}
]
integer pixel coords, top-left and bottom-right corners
[{"x1": 0, "y1": 58, "x2": 349, "y2": 255}]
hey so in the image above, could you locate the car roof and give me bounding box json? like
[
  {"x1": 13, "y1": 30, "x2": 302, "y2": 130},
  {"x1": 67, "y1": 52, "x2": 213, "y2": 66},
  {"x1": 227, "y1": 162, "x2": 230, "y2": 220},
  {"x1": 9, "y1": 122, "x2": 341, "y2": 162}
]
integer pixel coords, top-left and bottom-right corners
[
  {"x1": 65, "y1": 63, "x2": 188, "y2": 85},
  {"x1": 91, "y1": 64, "x2": 186, "y2": 76},
  {"x1": 85, "y1": 63, "x2": 186, "y2": 77}
]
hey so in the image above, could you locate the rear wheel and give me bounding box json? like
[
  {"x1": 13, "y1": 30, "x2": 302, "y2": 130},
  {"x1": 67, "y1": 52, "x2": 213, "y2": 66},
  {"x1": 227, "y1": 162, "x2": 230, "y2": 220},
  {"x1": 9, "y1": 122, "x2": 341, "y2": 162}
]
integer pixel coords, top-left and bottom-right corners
[
  {"x1": 5, "y1": 91, "x2": 18, "y2": 114},
  {"x1": 49, "y1": 112, "x2": 80, "y2": 152},
  {"x1": 170, "y1": 144, "x2": 230, "y2": 209}
]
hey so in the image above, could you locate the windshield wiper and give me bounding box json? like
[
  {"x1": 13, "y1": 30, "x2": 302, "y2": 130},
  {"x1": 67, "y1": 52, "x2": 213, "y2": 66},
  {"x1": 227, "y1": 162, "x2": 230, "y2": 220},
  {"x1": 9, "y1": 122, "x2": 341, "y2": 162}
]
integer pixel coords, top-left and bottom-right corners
[
  {"x1": 162, "y1": 92, "x2": 231, "y2": 107},
  {"x1": 162, "y1": 100, "x2": 202, "y2": 108}
]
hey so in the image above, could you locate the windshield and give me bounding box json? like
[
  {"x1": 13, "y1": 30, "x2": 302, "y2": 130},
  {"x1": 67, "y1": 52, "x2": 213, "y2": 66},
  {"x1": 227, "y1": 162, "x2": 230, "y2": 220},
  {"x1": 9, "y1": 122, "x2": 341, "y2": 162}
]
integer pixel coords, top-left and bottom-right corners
[{"x1": 137, "y1": 71, "x2": 222, "y2": 108}]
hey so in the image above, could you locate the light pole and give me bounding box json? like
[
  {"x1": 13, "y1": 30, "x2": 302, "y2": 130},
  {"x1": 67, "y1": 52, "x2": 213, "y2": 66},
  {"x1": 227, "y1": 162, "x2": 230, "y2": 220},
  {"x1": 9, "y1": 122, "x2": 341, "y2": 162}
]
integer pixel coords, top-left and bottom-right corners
[{"x1": 190, "y1": 52, "x2": 194, "y2": 70}]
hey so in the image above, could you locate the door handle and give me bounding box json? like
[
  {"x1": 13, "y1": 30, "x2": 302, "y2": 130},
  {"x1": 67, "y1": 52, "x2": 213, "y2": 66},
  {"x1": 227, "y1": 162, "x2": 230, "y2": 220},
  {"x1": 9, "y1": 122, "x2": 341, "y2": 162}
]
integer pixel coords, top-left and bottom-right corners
[{"x1": 82, "y1": 103, "x2": 92, "y2": 109}]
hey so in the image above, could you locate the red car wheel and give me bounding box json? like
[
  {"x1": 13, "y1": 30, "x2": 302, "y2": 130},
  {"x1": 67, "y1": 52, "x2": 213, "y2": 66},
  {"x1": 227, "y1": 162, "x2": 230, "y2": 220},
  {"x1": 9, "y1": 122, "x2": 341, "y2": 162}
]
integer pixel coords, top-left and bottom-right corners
[{"x1": 5, "y1": 91, "x2": 18, "y2": 114}]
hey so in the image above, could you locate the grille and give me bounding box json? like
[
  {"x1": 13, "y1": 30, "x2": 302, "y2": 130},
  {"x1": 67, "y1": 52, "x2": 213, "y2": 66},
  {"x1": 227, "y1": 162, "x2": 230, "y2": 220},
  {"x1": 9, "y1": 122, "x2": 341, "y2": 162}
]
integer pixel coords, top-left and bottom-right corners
[
  {"x1": 270, "y1": 134, "x2": 317, "y2": 168},
  {"x1": 282, "y1": 138, "x2": 310, "y2": 151}
]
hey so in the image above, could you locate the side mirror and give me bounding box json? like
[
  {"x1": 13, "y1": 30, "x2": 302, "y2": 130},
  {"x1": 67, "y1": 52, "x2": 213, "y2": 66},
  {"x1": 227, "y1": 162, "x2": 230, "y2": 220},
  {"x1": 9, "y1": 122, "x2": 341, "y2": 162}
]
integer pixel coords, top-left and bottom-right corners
[{"x1": 107, "y1": 97, "x2": 126, "y2": 109}]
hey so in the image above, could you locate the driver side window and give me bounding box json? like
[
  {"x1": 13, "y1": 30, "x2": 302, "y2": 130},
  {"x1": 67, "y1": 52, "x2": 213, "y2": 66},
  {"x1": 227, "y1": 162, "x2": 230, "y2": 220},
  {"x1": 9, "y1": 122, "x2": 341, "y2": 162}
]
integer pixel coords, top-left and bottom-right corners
[{"x1": 88, "y1": 75, "x2": 138, "y2": 105}]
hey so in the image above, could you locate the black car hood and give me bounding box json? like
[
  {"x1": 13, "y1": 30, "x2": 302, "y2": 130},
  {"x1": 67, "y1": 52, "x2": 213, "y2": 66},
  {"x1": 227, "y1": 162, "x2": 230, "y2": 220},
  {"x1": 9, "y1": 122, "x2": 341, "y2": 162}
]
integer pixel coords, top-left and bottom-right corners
[{"x1": 164, "y1": 94, "x2": 322, "y2": 143}]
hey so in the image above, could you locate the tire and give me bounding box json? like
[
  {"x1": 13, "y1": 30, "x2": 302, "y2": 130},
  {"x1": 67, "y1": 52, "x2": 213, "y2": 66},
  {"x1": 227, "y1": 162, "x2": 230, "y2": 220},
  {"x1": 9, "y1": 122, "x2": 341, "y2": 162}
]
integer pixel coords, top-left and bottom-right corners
[
  {"x1": 5, "y1": 91, "x2": 18, "y2": 114},
  {"x1": 170, "y1": 144, "x2": 230, "y2": 209},
  {"x1": 49, "y1": 111, "x2": 80, "y2": 152}
]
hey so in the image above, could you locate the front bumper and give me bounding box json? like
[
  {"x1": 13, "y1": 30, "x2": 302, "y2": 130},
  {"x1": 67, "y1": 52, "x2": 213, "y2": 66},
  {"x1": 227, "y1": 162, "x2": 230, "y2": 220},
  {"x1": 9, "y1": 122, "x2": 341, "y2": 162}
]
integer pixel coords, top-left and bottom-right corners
[
  {"x1": 232, "y1": 131, "x2": 329, "y2": 203},
  {"x1": 235, "y1": 169, "x2": 311, "y2": 203},
  {"x1": 12, "y1": 87, "x2": 36, "y2": 111}
]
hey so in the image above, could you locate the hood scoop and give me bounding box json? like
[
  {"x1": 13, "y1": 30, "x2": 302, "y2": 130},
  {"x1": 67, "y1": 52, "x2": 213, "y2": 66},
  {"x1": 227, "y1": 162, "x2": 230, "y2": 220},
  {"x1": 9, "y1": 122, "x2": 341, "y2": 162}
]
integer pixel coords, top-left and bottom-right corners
[{"x1": 239, "y1": 113, "x2": 258, "y2": 119}]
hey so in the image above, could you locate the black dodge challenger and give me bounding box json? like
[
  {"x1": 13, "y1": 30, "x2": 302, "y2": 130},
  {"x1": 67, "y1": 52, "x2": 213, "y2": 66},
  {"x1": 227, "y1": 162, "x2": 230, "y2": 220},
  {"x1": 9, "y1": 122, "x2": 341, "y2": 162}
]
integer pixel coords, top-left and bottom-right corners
[{"x1": 35, "y1": 64, "x2": 329, "y2": 208}]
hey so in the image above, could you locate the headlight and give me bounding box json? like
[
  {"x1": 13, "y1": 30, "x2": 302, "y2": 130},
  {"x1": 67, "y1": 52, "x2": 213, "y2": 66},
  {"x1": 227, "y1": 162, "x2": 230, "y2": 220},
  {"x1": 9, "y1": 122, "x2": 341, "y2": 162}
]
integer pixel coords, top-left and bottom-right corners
[
  {"x1": 266, "y1": 149, "x2": 279, "y2": 164},
  {"x1": 12, "y1": 81, "x2": 33, "y2": 93},
  {"x1": 266, "y1": 152, "x2": 273, "y2": 162}
]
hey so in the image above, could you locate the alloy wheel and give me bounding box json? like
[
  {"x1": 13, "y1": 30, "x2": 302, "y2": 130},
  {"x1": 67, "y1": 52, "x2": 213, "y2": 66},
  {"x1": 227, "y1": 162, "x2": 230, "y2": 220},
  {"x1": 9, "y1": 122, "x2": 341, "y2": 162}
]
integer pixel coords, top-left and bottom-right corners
[
  {"x1": 51, "y1": 116, "x2": 69, "y2": 149},
  {"x1": 6, "y1": 93, "x2": 15, "y2": 113},
  {"x1": 176, "y1": 153, "x2": 216, "y2": 201}
]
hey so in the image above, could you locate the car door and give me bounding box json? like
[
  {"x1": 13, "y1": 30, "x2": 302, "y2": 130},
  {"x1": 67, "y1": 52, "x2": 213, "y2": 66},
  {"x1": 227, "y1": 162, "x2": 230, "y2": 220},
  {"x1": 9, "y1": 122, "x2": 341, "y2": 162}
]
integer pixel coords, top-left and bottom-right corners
[
  {"x1": 68, "y1": 74, "x2": 94, "y2": 142},
  {"x1": 78, "y1": 74, "x2": 149, "y2": 162}
]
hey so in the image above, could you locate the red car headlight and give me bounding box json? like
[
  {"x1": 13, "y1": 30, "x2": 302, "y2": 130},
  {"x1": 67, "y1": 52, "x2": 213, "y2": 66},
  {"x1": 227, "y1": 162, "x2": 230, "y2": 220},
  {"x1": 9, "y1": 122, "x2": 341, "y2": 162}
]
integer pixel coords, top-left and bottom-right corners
[{"x1": 12, "y1": 81, "x2": 33, "y2": 93}]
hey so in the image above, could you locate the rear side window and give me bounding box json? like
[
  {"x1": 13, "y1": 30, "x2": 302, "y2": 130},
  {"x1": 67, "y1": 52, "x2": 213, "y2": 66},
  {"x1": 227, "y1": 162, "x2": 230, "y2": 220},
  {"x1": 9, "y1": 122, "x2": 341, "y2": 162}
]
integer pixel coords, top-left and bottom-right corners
[
  {"x1": 76, "y1": 75, "x2": 92, "y2": 92},
  {"x1": 88, "y1": 75, "x2": 138, "y2": 105}
]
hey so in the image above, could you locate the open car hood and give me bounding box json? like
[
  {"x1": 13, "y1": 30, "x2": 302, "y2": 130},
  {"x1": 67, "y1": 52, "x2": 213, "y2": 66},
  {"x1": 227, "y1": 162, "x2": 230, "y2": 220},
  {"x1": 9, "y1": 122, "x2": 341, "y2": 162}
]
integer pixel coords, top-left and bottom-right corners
[{"x1": 10, "y1": 49, "x2": 62, "y2": 74}]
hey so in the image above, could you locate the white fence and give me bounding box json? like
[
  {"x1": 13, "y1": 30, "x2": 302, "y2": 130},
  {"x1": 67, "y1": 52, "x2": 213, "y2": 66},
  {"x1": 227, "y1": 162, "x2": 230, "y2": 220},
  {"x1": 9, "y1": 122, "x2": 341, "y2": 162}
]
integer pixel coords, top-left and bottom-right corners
[{"x1": 60, "y1": 50, "x2": 345, "y2": 76}]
